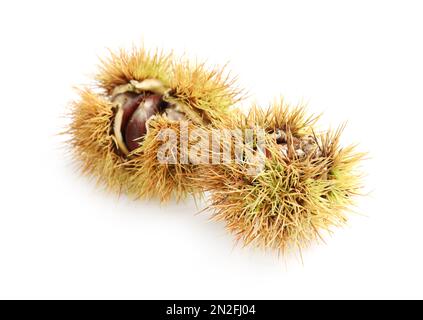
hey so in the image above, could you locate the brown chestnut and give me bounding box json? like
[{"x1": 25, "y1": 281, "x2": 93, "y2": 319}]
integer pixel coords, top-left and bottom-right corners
[
  {"x1": 113, "y1": 93, "x2": 145, "y2": 155},
  {"x1": 111, "y1": 79, "x2": 188, "y2": 156},
  {"x1": 124, "y1": 95, "x2": 161, "y2": 152}
]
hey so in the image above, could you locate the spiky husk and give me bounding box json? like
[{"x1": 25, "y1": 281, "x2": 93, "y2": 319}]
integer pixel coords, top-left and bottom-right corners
[
  {"x1": 191, "y1": 100, "x2": 364, "y2": 253},
  {"x1": 67, "y1": 46, "x2": 241, "y2": 200}
]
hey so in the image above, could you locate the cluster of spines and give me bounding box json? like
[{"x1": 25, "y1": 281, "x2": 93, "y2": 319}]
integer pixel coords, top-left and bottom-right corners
[
  {"x1": 191, "y1": 100, "x2": 364, "y2": 253},
  {"x1": 67, "y1": 47, "x2": 241, "y2": 200}
]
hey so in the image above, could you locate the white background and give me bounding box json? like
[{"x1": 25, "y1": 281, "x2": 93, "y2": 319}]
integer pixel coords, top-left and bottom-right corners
[{"x1": 0, "y1": 0, "x2": 422, "y2": 299}]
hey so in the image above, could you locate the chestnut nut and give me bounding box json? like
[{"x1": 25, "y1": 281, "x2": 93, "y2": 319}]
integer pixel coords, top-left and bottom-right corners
[{"x1": 111, "y1": 79, "x2": 188, "y2": 155}]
